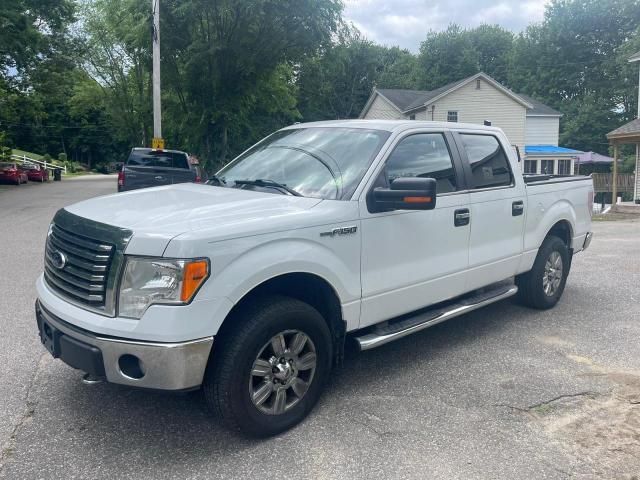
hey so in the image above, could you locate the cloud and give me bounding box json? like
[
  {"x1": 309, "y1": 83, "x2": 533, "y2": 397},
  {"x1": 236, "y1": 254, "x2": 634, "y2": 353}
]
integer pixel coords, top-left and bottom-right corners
[{"x1": 343, "y1": 0, "x2": 549, "y2": 52}]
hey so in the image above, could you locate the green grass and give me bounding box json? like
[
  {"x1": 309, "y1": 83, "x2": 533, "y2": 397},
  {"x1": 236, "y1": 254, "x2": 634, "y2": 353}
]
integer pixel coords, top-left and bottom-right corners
[{"x1": 11, "y1": 149, "x2": 45, "y2": 161}]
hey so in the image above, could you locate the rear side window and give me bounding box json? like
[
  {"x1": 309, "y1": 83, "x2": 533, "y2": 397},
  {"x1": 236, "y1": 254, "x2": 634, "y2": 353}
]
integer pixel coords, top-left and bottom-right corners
[
  {"x1": 127, "y1": 151, "x2": 190, "y2": 169},
  {"x1": 460, "y1": 134, "x2": 512, "y2": 189},
  {"x1": 385, "y1": 133, "x2": 457, "y2": 193}
]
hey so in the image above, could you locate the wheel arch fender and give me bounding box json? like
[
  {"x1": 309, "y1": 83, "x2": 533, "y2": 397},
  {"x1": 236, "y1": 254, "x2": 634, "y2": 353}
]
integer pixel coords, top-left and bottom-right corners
[
  {"x1": 526, "y1": 199, "x2": 577, "y2": 251},
  {"x1": 207, "y1": 239, "x2": 360, "y2": 346}
]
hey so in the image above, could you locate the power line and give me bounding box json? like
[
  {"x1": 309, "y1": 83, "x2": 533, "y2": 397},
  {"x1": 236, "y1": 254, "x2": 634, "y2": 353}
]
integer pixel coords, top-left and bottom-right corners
[{"x1": 0, "y1": 121, "x2": 115, "y2": 132}]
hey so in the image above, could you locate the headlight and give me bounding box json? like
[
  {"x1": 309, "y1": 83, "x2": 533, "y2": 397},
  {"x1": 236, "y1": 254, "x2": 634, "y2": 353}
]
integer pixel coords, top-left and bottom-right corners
[{"x1": 118, "y1": 257, "x2": 209, "y2": 319}]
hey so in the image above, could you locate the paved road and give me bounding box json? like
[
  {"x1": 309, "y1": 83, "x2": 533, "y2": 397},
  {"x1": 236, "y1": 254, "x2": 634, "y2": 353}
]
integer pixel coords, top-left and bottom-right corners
[{"x1": 0, "y1": 176, "x2": 639, "y2": 479}]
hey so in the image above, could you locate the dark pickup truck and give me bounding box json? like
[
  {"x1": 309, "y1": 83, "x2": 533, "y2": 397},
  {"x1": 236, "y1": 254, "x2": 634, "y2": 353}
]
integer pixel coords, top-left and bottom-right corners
[{"x1": 117, "y1": 148, "x2": 201, "y2": 192}]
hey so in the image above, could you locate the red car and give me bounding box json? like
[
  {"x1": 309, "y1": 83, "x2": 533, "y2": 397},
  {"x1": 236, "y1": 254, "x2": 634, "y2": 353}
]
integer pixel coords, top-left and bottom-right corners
[
  {"x1": 0, "y1": 162, "x2": 29, "y2": 185},
  {"x1": 22, "y1": 163, "x2": 49, "y2": 182}
]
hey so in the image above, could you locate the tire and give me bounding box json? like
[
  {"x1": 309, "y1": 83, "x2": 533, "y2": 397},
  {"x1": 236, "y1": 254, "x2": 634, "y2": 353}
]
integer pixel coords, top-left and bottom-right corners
[
  {"x1": 516, "y1": 235, "x2": 570, "y2": 309},
  {"x1": 203, "y1": 295, "x2": 332, "y2": 437}
]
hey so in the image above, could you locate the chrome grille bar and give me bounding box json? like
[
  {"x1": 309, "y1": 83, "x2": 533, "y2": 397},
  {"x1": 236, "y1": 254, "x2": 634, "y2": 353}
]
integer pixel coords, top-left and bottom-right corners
[
  {"x1": 44, "y1": 222, "x2": 115, "y2": 310},
  {"x1": 51, "y1": 224, "x2": 113, "y2": 252}
]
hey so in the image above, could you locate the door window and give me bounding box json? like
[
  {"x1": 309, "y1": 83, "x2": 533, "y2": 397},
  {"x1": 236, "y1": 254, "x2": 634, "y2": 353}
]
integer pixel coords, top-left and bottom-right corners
[
  {"x1": 460, "y1": 134, "x2": 512, "y2": 189},
  {"x1": 385, "y1": 133, "x2": 458, "y2": 194}
]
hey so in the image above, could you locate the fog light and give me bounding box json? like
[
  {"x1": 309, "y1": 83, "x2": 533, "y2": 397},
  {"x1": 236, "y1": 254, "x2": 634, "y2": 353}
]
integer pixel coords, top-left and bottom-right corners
[{"x1": 118, "y1": 354, "x2": 145, "y2": 379}]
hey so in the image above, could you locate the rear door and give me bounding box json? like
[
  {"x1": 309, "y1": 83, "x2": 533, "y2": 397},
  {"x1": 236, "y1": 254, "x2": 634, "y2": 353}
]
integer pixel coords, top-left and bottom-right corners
[{"x1": 453, "y1": 131, "x2": 526, "y2": 291}]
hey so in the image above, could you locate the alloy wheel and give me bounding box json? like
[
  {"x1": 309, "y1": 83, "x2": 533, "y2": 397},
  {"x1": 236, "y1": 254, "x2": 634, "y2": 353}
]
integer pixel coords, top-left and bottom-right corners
[
  {"x1": 249, "y1": 330, "x2": 317, "y2": 415},
  {"x1": 543, "y1": 251, "x2": 563, "y2": 296}
]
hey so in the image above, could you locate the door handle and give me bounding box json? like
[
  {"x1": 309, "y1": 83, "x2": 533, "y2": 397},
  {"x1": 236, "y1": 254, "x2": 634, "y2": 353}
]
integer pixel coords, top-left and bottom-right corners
[
  {"x1": 454, "y1": 209, "x2": 470, "y2": 227},
  {"x1": 512, "y1": 201, "x2": 524, "y2": 216}
]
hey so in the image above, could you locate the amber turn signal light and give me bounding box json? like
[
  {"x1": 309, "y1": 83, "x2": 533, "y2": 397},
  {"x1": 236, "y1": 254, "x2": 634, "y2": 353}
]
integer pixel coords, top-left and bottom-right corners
[
  {"x1": 180, "y1": 260, "x2": 209, "y2": 302},
  {"x1": 403, "y1": 196, "x2": 432, "y2": 203}
]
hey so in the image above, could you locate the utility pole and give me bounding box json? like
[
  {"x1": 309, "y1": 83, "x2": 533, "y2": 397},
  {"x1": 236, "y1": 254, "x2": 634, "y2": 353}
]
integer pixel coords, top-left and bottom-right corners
[{"x1": 151, "y1": 0, "x2": 164, "y2": 150}]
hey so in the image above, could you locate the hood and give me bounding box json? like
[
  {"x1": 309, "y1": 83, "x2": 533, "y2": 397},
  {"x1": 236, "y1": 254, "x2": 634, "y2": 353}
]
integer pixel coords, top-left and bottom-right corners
[{"x1": 64, "y1": 183, "x2": 323, "y2": 255}]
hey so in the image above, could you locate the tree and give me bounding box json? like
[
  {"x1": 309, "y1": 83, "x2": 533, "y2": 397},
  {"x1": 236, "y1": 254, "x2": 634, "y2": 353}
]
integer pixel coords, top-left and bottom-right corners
[
  {"x1": 509, "y1": 0, "x2": 640, "y2": 154},
  {"x1": 161, "y1": 0, "x2": 342, "y2": 166},
  {"x1": 297, "y1": 26, "x2": 384, "y2": 121},
  {"x1": 0, "y1": 0, "x2": 75, "y2": 77},
  {"x1": 466, "y1": 25, "x2": 514, "y2": 84},
  {"x1": 416, "y1": 24, "x2": 480, "y2": 90},
  {"x1": 375, "y1": 47, "x2": 420, "y2": 89}
]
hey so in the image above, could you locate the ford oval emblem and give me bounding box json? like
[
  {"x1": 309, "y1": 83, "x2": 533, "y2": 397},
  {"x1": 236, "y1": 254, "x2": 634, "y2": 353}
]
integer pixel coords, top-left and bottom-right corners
[{"x1": 50, "y1": 250, "x2": 67, "y2": 270}]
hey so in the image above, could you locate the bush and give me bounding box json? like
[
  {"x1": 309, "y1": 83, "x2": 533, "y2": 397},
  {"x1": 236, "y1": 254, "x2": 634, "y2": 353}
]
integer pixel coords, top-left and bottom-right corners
[
  {"x1": 58, "y1": 153, "x2": 67, "y2": 162},
  {"x1": 94, "y1": 162, "x2": 110, "y2": 174},
  {"x1": 64, "y1": 160, "x2": 81, "y2": 173}
]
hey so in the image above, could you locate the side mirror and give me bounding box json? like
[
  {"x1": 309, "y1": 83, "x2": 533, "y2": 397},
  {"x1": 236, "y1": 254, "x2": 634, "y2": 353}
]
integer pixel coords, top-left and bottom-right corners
[{"x1": 370, "y1": 177, "x2": 437, "y2": 212}]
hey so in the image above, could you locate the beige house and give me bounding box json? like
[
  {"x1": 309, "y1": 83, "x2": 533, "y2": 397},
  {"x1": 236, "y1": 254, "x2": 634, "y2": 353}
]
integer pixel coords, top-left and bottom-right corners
[{"x1": 360, "y1": 72, "x2": 578, "y2": 174}]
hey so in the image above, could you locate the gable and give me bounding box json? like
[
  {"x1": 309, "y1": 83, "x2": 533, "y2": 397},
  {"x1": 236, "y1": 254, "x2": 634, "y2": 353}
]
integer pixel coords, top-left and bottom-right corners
[
  {"x1": 430, "y1": 77, "x2": 527, "y2": 147},
  {"x1": 361, "y1": 93, "x2": 403, "y2": 120}
]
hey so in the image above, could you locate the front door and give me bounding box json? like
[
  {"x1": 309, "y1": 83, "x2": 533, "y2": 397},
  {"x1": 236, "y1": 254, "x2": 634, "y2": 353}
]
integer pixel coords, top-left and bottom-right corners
[{"x1": 359, "y1": 130, "x2": 470, "y2": 328}]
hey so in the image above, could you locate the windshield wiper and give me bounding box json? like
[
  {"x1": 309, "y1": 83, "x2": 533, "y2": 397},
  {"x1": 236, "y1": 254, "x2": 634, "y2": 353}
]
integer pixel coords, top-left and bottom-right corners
[{"x1": 233, "y1": 179, "x2": 302, "y2": 196}]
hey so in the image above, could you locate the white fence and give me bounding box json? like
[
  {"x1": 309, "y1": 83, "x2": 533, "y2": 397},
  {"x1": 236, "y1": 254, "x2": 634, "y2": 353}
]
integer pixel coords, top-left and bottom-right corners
[{"x1": 10, "y1": 153, "x2": 67, "y2": 174}]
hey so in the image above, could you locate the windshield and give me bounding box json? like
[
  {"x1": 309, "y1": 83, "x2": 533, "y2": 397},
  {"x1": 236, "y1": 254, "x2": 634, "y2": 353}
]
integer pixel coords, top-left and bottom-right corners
[{"x1": 216, "y1": 127, "x2": 390, "y2": 199}]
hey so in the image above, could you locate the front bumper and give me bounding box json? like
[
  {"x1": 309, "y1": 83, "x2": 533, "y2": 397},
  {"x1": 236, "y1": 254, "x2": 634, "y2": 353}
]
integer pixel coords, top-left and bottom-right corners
[{"x1": 36, "y1": 300, "x2": 213, "y2": 391}]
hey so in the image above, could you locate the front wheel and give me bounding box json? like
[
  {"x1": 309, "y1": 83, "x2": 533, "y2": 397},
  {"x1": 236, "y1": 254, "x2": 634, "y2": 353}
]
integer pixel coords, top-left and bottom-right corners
[
  {"x1": 203, "y1": 295, "x2": 332, "y2": 437},
  {"x1": 516, "y1": 235, "x2": 570, "y2": 309}
]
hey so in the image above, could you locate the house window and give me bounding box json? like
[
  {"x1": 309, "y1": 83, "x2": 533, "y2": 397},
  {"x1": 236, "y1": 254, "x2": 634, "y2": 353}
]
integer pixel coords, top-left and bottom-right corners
[
  {"x1": 409, "y1": 114, "x2": 416, "y2": 120},
  {"x1": 524, "y1": 160, "x2": 537, "y2": 174},
  {"x1": 447, "y1": 111, "x2": 458, "y2": 122},
  {"x1": 540, "y1": 159, "x2": 554, "y2": 174},
  {"x1": 476, "y1": 79, "x2": 481, "y2": 89},
  {"x1": 557, "y1": 159, "x2": 571, "y2": 175}
]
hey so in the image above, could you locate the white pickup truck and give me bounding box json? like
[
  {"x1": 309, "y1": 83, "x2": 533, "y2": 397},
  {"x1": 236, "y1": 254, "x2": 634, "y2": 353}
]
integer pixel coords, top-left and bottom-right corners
[{"x1": 36, "y1": 120, "x2": 593, "y2": 436}]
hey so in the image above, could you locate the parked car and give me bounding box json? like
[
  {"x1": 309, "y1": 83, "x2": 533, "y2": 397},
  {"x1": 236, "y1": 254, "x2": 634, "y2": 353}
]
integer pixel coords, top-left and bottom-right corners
[
  {"x1": 117, "y1": 148, "x2": 197, "y2": 192},
  {"x1": 22, "y1": 163, "x2": 49, "y2": 182},
  {"x1": 36, "y1": 120, "x2": 594, "y2": 437},
  {"x1": 0, "y1": 162, "x2": 28, "y2": 184}
]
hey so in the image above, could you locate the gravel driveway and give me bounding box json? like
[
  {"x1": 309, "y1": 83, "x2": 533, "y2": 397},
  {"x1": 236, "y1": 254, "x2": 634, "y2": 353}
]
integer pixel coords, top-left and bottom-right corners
[{"x1": 0, "y1": 176, "x2": 638, "y2": 479}]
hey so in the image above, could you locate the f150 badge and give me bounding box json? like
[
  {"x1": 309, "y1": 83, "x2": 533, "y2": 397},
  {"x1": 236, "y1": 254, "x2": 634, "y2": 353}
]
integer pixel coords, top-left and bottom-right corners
[{"x1": 320, "y1": 226, "x2": 358, "y2": 238}]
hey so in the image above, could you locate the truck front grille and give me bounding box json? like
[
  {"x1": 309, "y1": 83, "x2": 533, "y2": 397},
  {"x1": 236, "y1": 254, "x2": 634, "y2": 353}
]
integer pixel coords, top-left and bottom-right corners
[{"x1": 44, "y1": 224, "x2": 115, "y2": 310}]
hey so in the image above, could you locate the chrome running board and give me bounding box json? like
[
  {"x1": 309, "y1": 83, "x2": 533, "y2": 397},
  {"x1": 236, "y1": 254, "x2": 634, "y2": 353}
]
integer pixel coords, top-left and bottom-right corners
[{"x1": 355, "y1": 284, "x2": 518, "y2": 351}]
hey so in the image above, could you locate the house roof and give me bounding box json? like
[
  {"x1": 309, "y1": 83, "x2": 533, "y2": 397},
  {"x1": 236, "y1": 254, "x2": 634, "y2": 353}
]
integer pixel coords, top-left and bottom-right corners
[
  {"x1": 576, "y1": 151, "x2": 614, "y2": 164},
  {"x1": 525, "y1": 145, "x2": 582, "y2": 155},
  {"x1": 629, "y1": 50, "x2": 640, "y2": 62},
  {"x1": 607, "y1": 118, "x2": 640, "y2": 139},
  {"x1": 376, "y1": 88, "x2": 433, "y2": 112},
  {"x1": 516, "y1": 94, "x2": 563, "y2": 116},
  {"x1": 365, "y1": 72, "x2": 560, "y2": 118}
]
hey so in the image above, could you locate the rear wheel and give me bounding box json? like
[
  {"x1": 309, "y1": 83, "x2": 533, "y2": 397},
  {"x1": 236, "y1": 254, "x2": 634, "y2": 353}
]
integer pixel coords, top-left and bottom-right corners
[
  {"x1": 203, "y1": 295, "x2": 332, "y2": 437},
  {"x1": 516, "y1": 235, "x2": 569, "y2": 309}
]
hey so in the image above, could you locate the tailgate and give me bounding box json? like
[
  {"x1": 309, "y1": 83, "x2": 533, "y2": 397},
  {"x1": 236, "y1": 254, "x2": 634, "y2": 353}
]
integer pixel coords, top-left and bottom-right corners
[
  {"x1": 124, "y1": 166, "x2": 196, "y2": 188},
  {"x1": 169, "y1": 168, "x2": 197, "y2": 184}
]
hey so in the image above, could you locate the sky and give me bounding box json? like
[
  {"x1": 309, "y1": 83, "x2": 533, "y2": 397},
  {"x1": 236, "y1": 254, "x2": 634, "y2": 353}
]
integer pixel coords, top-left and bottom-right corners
[{"x1": 342, "y1": 0, "x2": 549, "y2": 52}]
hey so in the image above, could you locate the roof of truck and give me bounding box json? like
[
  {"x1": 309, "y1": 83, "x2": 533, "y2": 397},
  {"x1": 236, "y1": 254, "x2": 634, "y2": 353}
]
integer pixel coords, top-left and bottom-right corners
[{"x1": 283, "y1": 119, "x2": 503, "y2": 134}]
